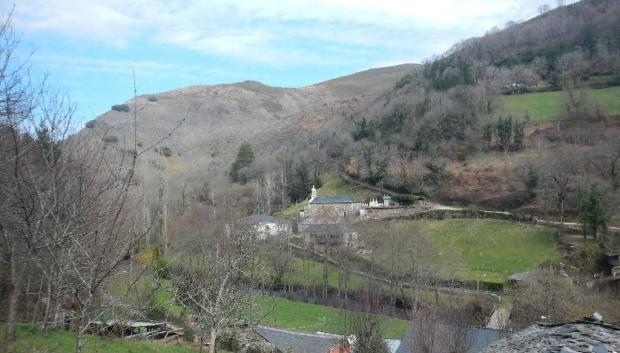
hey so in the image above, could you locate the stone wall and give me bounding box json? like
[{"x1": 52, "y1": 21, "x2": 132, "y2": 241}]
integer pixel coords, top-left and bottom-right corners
[{"x1": 362, "y1": 206, "x2": 424, "y2": 220}]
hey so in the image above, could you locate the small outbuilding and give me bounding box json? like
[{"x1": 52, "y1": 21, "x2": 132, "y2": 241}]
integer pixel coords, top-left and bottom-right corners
[{"x1": 239, "y1": 214, "x2": 293, "y2": 240}]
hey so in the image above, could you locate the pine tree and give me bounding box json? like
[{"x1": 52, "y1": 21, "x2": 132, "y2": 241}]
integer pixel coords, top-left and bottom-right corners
[
  {"x1": 230, "y1": 142, "x2": 255, "y2": 183},
  {"x1": 578, "y1": 186, "x2": 607, "y2": 242}
]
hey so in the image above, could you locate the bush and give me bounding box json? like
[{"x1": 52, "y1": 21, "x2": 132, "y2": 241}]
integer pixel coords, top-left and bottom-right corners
[
  {"x1": 482, "y1": 281, "x2": 504, "y2": 291},
  {"x1": 102, "y1": 135, "x2": 118, "y2": 144},
  {"x1": 159, "y1": 146, "x2": 172, "y2": 157},
  {"x1": 153, "y1": 252, "x2": 170, "y2": 279},
  {"x1": 217, "y1": 332, "x2": 240, "y2": 352},
  {"x1": 85, "y1": 120, "x2": 96, "y2": 128},
  {"x1": 394, "y1": 73, "x2": 413, "y2": 89},
  {"x1": 182, "y1": 323, "x2": 195, "y2": 343},
  {"x1": 392, "y1": 194, "x2": 417, "y2": 205},
  {"x1": 148, "y1": 96, "x2": 158, "y2": 102},
  {"x1": 111, "y1": 104, "x2": 130, "y2": 112}
]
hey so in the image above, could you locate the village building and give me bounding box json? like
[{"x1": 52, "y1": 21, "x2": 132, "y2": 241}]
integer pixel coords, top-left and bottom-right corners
[
  {"x1": 298, "y1": 186, "x2": 361, "y2": 249},
  {"x1": 239, "y1": 214, "x2": 293, "y2": 240},
  {"x1": 300, "y1": 186, "x2": 362, "y2": 225},
  {"x1": 302, "y1": 223, "x2": 357, "y2": 251},
  {"x1": 255, "y1": 326, "x2": 399, "y2": 353}
]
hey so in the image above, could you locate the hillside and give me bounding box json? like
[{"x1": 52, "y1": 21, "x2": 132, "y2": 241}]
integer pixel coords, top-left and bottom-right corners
[
  {"x1": 80, "y1": 64, "x2": 418, "y2": 203},
  {"x1": 330, "y1": 0, "x2": 620, "y2": 223},
  {"x1": 317, "y1": 63, "x2": 419, "y2": 97}
]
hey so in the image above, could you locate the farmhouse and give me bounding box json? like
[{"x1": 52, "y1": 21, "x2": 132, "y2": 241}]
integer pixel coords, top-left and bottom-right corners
[{"x1": 240, "y1": 214, "x2": 293, "y2": 240}]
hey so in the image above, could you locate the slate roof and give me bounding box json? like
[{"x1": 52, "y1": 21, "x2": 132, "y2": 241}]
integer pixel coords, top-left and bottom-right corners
[
  {"x1": 255, "y1": 326, "x2": 341, "y2": 353},
  {"x1": 396, "y1": 323, "x2": 510, "y2": 353},
  {"x1": 508, "y1": 272, "x2": 530, "y2": 282},
  {"x1": 309, "y1": 197, "x2": 355, "y2": 204},
  {"x1": 480, "y1": 321, "x2": 620, "y2": 353}
]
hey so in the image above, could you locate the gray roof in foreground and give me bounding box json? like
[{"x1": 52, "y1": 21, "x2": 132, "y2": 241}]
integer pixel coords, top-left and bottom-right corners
[
  {"x1": 254, "y1": 326, "x2": 340, "y2": 353},
  {"x1": 310, "y1": 197, "x2": 355, "y2": 204},
  {"x1": 396, "y1": 323, "x2": 510, "y2": 353},
  {"x1": 480, "y1": 321, "x2": 620, "y2": 353}
]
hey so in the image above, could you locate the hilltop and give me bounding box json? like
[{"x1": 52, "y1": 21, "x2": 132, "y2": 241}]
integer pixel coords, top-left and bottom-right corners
[{"x1": 80, "y1": 64, "x2": 419, "y2": 203}]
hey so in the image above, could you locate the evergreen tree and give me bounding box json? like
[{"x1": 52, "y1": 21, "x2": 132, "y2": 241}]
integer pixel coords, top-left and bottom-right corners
[
  {"x1": 287, "y1": 160, "x2": 312, "y2": 202},
  {"x1": 578, "y1": 186, "x2": 607, "y2": 242},
  {"x1": 230, "y1": 142, "x2": 255, "y2": 184}
]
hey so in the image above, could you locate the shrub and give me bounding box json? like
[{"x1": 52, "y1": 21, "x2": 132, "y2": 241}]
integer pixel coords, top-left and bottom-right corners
[
  {"x1": 392, "y1": 194, "x2": 417, "y2": 205},
  {"x1": 85, "y1": 120, "x2": 96, "y2": 128},
  {"x1": 394, "y1": 73, "x2": 413, "y2": 89},
  {"x1": 159, "y1": 146, "x2": 172, "y2": 157},
  {"x1": 111, "y1": 104, "x2": 130, "y2": 112},
  {"x1": 182, "y1": 323, "x2": 195, "y2": 343},
  {"x1": 148, "y1": 96, "x2": 158, "y2": 102},
  {"x1": 217, "y1": 332, "x2": 240, "y2": 352},
  {"x1": 153, "y1": 252, "x2": 170, "y2": 279},
  {"x1": 102, "y1": 135, "x2": 118, "y2": 144}
]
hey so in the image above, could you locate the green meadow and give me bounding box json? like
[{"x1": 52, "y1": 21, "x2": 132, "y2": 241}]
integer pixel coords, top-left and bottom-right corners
[{"x1": 500, "y1": 86, "x2": 620, "y2": 122}]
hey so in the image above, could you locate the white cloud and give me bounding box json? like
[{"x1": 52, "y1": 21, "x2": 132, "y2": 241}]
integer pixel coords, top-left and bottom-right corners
[{"x1": 3, "y1": 0, "x2": 580, "y2": 64}]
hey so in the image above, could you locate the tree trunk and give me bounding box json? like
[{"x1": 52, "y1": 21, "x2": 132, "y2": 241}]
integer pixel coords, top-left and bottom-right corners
[
  {"x1": 5, "y1": 248, "x2": 19, "y2": 341},
  {"x1": 209, "y1": 329, "x2": 217, "y2": 353},
  {"x1": 75, "y1": 329, "x2": 85, "y2": 353}
]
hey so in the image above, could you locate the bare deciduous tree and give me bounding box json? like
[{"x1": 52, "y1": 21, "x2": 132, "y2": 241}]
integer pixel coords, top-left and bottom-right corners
[{"x1": 171, "y1": 219, "x2": 259, "y2": 353}]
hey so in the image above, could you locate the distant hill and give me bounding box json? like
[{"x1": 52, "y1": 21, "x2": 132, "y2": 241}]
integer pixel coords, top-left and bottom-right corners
[
  {"x1": 317, "y1": 63, "x2": 419, "y2": 97},
  {"x1": 79, "y1": 63, "x2": 418, "y2": 200}
]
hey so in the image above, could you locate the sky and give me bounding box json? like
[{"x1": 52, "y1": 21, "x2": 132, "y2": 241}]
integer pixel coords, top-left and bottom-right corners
[{"x1": 2, "y1": 0, "x2": 574, "y2": 122}]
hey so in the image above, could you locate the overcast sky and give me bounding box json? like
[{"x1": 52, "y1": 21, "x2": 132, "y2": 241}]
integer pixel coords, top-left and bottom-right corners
[{"x1": 2, "y1": 0, "x2": 577, "y2": 120}]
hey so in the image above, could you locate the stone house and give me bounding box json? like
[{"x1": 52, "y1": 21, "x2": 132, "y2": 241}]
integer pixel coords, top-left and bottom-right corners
[
  {"x1": 299, "y1": 186, "x2": 362, "y2": 225},
  {"x1": 239, "y1": 215, "x2": 292, "y2": 240},
  {"x1": 297, "y1": 186, "x2": 361, "y2": 250},
  {"x1": 302, "y1": 223, "x2": 357, "y2": 250}
]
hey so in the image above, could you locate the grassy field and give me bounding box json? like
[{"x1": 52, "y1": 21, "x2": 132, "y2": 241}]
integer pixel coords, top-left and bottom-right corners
[
  {"x1": 500, "y1": 86, "x2": 620, "y2": 122},
  {"x1": 359, "y1": 219, "x2": 561, "y2": 284},
  {"x1": 283, "y1": 257, "x2": 368, "y2": 291},
  {"x1": 419, "y1": 219, "x2": 561, "y2": 283},
  {"x1": 0, "y1": 325, "x2": 202, "y2": 353},
  {"x1": 278, "y1": 175, "x2": 369, "y2": 218},
  {"x1": 255, "y1": 296, "x2": 409, "y2": 338}
]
